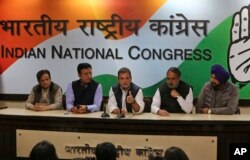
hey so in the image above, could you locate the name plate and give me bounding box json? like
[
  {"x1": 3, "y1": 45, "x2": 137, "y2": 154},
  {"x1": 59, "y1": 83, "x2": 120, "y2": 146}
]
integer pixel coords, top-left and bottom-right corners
[{"x1": 16, "y1": 129, "x2": 217, "y2": 160}]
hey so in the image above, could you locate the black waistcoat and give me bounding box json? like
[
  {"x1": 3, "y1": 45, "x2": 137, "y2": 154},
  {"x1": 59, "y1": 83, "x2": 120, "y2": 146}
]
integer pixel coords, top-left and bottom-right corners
[
  {"x1": 72, "y1": 80, "x2": 99, "y2": 106},
  {"x1": 112, "y1": 83, "x2": 140, "y2": 112},
  {"x1": 159, "y1": 81, "x2": 191, "y2": 113}
]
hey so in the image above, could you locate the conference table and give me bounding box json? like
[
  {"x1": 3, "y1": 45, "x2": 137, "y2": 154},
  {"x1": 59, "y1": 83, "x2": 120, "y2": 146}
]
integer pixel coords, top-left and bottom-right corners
[{"x1": 0, "y1": 108, "x2": 249, "y2": 159}]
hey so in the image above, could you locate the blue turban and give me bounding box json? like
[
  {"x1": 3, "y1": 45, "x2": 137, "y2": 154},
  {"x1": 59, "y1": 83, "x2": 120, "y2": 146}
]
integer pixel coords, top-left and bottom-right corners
[{"x1": 211, "y1": 64, "x2": 230, "y2": 83}]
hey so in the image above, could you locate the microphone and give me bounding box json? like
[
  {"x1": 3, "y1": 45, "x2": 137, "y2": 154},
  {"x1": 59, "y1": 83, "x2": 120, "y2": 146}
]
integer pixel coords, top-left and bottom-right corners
[
  {"x1": 116, "y1": 111, "x2": 125, "y2": 118},
  {"x1": 101, "y1": 92, "x2": 116, "y2": 118},
  {"x1": 101, "y1": 103, "x2": 110, "y2": 118},
  {"x1": 116, "y1": 105, "x2": 125, "y2": 118}
]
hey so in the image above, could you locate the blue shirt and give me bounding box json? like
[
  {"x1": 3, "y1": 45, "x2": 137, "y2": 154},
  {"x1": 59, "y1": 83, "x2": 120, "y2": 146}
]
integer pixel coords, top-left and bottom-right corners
[{"x1": 66, "y1": 82, "x2": 103, "y2": 112}]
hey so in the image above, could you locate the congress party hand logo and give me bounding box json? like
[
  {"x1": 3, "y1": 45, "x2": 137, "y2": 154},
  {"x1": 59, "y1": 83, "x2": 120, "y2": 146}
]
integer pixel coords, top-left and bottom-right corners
[{"x1": 229, "y1": 5, "x2": 250, "y2": 88}]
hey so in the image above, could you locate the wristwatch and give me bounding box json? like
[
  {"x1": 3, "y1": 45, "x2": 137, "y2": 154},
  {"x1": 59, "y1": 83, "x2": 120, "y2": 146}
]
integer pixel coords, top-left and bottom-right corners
[{"x1": 208, "y1": 108, "x2": 211, "y2": 114}]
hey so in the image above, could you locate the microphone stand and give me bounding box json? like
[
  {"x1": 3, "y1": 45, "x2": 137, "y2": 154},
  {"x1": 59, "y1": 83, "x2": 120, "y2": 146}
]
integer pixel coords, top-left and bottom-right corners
[{"x1": 101, "y1": 104, "x2": 110, "y2": 118}]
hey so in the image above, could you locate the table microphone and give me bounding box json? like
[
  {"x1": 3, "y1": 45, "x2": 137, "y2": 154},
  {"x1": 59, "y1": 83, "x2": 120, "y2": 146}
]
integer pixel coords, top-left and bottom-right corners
[
  {"x1": 101, "y1": 104, "x2": 110, "y2": 118},
  {"x1": 116, "y1": 112, "x2": 125, "y2": 118},
  {"x1": 116, "y1": 107, "x2": 125, "y2": 118}
]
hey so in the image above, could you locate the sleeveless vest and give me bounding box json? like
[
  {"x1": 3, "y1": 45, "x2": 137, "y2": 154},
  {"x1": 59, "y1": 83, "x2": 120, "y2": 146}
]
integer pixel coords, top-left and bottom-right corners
[
  {"x1": 72, "y1": 79, "x2": 99, "y2": 106},
  {"x1": 159, "y1": 81, "x2": 191, "y2": 113},
  {"x1": 32, "y1": 82, "x2": 61, "y2": 104},
  {"x1": 112, "y1": 83, "x2": 140, "y2": 112}
]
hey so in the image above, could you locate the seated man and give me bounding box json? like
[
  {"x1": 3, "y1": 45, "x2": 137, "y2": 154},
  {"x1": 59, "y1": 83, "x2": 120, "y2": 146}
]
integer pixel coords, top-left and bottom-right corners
[
  {"x1": 196, "y1": 64, "x2": 240, "y2": 114},
  {"x1": 107, "y1": 67, "x2": 144, "y2": 115},
  {"x1": 66, "y1": 63, "x2": 102, "y2": 114},
  {"x1": 25, "y1": 69, "x2": 62, "y2": 111},
  {"x1": 151, "y1": 67, "x2": 193, "y2": 116}
]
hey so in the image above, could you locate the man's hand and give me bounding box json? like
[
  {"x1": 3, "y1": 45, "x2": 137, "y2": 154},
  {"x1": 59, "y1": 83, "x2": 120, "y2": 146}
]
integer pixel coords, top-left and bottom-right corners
[
  {"x1": 126, "y1": 91, "x2": 136, "y2": 104},
  {"x1": 157, "y1": 109, "x2": 169, "y2": 116},
  {"x1": 34, "y1": 103, "x2": 50, "y2": 111},
  {"x1": 229, "y1": 6, "x2": 250, "y2": 83},
  {"x1": 111, "y1": 108, "x2": 127, "y2": 115},
  {"x1": 71, "y1": 105, "x2": 88, "y2": 114},
  {"x1": 170, "y1": 89, "x2": 180, "y2": 98},
  {"x1": 200, "y1": 108, "x2": 209, "y2": 114}
]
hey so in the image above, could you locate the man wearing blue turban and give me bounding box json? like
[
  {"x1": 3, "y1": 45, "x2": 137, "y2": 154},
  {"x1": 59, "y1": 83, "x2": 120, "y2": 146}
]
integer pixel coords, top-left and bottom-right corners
[{"x1": 196, "y1": 64, "x2": 240, "y2": 114}]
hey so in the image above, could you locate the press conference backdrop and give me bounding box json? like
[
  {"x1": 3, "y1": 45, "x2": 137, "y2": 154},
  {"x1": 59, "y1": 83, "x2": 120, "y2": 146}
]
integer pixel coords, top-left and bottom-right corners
[{"x1": 0, "y1": 0, "x2": 249, "y2": 99}]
